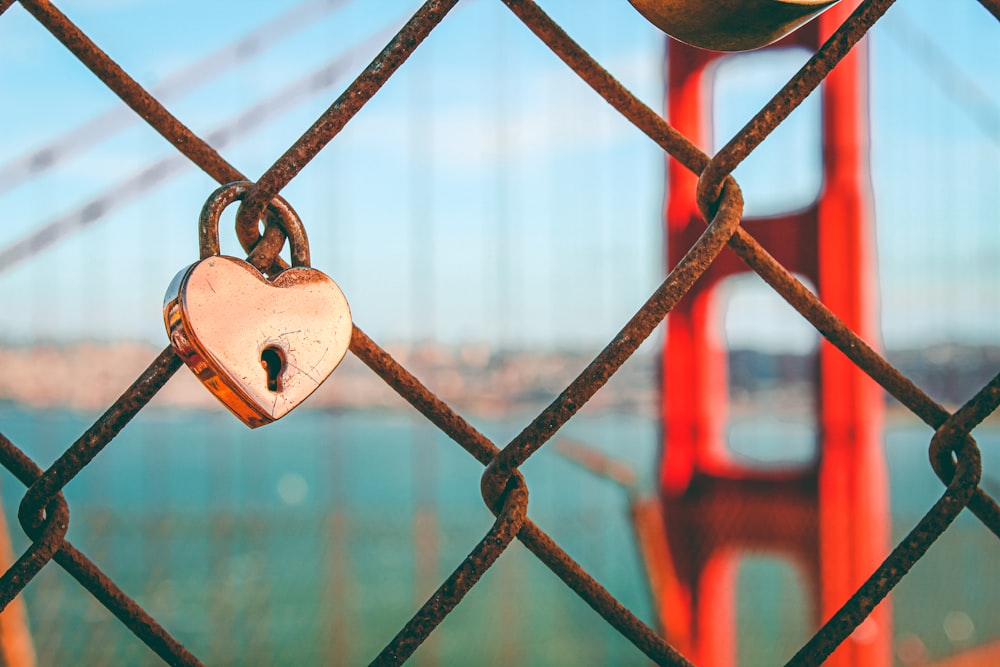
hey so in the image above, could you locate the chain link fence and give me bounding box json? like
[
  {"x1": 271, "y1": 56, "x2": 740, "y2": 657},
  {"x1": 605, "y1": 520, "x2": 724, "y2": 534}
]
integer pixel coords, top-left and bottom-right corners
[{"x1": 1, "y1": 0, "x2": 999, "y2": 664}]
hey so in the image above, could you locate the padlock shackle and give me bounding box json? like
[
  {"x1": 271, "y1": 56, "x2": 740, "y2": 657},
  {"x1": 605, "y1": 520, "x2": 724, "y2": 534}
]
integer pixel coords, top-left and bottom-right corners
[{"x1": 199, "y1": 181, "x2": 311, "y2": 268}]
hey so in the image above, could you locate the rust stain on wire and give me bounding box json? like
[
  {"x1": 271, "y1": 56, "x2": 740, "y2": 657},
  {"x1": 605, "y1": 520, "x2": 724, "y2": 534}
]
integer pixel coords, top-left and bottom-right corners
[
  {"x1": 928, "y1": 371, "x2": 1000, "y2": 536},
  {"x1": 18, "y1": 347, "x2": 182, "y2": 541},
  {"x1": 786, "y1": 426, "x2": 982, "y2": 666},
  {"x1": 483, "y1": 180, "x2": 743, "y2": 502},
  {"x1": 350, "y1": 326, "x2": 499, "y2": 466},
  {"x1": 698, "y1": 0, "x2": 898, "y2": 206},
  {"x1": 237, "y1": 0, "x2": 463, "y2": 238},
  {"x1": 0, "y1": 433, "x2": 202, "y2": 666},
  {"x1": 0, "y1": 0, "x2": 352, "y2": 196},
  {"x1": 501, "y1": 0, "x2": 707, "y2": 173},
  {"x1": 17, "y1": 0, "x2": 245, "y2": 186},
  {"x1": 350, "y1": 327, "x2": 695, "y2": 665},
  {"x1": 516, "y1": 521, "x2": 695, "y2": 667},
  {"x1": 11, "y1": 1, "x2": 300, "y2": 273},
  {"x1": 371, "y1": 475, "x2": 529, "y2": 666}
]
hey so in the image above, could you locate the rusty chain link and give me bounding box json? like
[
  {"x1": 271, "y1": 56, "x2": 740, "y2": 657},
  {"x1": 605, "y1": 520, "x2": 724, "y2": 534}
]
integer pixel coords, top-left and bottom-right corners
[{"x1": 1, "y1": 0, "x2": 998, "y2": 664}]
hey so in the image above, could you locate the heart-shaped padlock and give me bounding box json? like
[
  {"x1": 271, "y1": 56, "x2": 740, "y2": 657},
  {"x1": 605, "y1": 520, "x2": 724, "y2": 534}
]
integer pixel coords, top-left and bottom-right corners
[
  {"x1": 164, "y1": 182, "x2": 351, "y2": 428},
  {"x1": 627, "y1": 0, "x2": 839, "y2": 51}
]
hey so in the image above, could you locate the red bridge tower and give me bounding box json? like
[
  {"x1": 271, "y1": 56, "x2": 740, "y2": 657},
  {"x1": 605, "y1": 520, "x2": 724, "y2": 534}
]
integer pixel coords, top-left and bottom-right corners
[{"x1": 658, "y1": 3, "x2": 890, "y2": 665}]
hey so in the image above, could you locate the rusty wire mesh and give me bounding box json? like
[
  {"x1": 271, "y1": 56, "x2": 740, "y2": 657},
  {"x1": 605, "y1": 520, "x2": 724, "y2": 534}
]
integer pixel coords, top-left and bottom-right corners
[{"x1": 0, "y1": 0, "x2": 999, "y2": 665}]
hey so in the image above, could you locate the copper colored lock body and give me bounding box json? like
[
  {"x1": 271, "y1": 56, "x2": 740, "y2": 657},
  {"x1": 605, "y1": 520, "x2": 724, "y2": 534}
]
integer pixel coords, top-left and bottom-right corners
[{"x1": 164, "y1": 182, "x2": 351, "y2": 428}]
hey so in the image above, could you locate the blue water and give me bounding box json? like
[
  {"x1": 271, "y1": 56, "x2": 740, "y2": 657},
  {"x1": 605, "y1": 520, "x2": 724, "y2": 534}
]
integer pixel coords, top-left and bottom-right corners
[{"x1": 0, "y1": 405, "x2": 997, "y2": 665}]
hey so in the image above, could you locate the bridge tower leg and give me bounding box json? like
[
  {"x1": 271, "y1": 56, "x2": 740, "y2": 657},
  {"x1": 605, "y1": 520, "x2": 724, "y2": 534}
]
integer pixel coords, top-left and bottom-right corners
[{"x1": 658, "y1": 4, "x2": 890, "y2": 665}]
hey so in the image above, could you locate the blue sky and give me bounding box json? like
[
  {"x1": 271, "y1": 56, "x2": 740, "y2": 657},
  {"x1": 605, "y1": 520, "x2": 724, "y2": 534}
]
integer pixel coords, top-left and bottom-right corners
[{"x1": 0, "y1": 0, "x2": 998, "y2": 352}]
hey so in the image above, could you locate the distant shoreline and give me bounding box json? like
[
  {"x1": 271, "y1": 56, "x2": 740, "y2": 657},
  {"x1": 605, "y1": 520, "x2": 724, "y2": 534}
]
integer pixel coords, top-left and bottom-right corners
[
  {"x1": 0, "y1": 340, "x2": 993, "y2": 423},
  {"x1": 0, "y1": 341, "x2": 658, "y2": 418}
]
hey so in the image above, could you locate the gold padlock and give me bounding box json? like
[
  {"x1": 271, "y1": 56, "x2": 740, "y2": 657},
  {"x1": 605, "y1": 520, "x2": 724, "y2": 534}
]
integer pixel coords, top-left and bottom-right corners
[
  {"x1": 163, "y1": 182, "x2": 352, "y2": 428},
  {"x1": 627, "y1": 0, "x2": 839, "y2": 51}
]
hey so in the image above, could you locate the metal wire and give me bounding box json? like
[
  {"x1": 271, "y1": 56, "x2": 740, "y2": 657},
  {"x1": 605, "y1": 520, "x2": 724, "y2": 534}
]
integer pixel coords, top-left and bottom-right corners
[
  {"x1": 1, "y1": 0, "x2": 998, "y2": 665},
  {"x1": 0, "y1": 0, "x2": 353, "y2": 196}
]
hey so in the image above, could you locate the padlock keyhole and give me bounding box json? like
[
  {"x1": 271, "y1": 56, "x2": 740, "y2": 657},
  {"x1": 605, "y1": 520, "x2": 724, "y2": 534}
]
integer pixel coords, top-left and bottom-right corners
[{"x1": 260, "y1": 346, "x2": 285, "y2": 392}]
